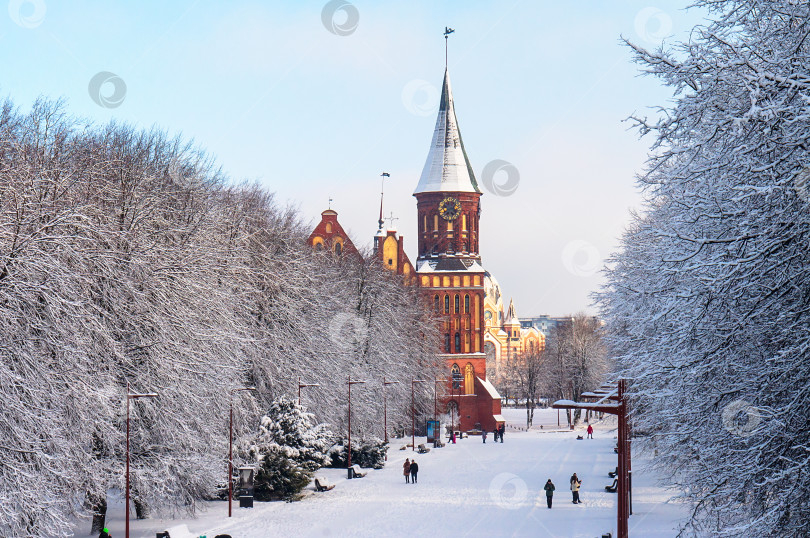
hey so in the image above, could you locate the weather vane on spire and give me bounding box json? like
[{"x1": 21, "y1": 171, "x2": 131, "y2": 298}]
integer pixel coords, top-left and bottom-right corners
[
  {"x1": 444, "y1": 27, "x2": 454, "y2": 68},
  {"x1": 328, "y1": 197, "x2": 333, "y2": 209}
]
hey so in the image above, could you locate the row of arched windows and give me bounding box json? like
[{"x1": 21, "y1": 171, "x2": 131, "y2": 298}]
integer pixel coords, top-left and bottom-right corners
[{"x1": 434, "y1": 293, "x2": 471, "y2": 314}]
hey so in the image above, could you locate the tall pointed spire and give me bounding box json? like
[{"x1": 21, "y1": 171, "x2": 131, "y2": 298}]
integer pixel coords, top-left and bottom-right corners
[
  {"x1": 413, "y1": 69, "x2": 480, "y2": 195},
  {"x1": 505, "y1": 299, "x2": 520, "y2": 326}
]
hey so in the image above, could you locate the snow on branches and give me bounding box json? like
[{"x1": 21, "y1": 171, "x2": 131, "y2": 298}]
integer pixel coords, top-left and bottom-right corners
[
  {"x1": 600, "y1": 1, "x2": 810, "y2": 536},
  {"x1": 0, "y1": 98, "x2": 440, "y2": 536}
]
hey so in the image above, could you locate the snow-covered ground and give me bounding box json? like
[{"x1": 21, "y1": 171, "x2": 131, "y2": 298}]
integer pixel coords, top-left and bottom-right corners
[{"x1": 83, "y1": 409, "x2": 687, "y2": 537}]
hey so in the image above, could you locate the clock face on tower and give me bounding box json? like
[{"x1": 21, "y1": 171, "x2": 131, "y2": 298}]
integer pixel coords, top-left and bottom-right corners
[{"x1": 438, "y1": 197, "x2": 462, "y2": 221}]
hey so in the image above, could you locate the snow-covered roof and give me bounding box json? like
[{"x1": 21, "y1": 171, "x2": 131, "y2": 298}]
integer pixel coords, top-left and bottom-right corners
[
  {"x1": 492, "y1": 414, "x2": 506, "y2": 423},
  {"x1": 504, "y1": 299, "x2": 521, "y2": 326},
  {"x1": 477, "y1": 376, "x2": 501, "y2": 400},
  {"x1": 415, "y1": 258, "x2": 485, "y2": 274},
  {"x1": 413, "y1": 69, "x2": 481, "y2": 195}
]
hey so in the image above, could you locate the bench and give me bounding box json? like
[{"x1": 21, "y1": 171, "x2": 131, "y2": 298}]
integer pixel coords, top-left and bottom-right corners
[
  {"x1": 605, "y1": 478, "x2": 618, "y2": 493},
  {"x1": 608, "y1": 466, "x2": 618, "y2": 478},
  {"x1": 350, "y1": 464, "x2": 367, "y2": 478},
  {"x1": 314, "y1": 476, "x2": 335, "y2": 492},
  {"x1": 417, "y1": 443, "x2": 431, "y2": 454}
]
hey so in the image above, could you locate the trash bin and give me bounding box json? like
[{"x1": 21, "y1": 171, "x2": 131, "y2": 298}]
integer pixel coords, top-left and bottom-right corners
[{"x1": 239, "y1": 495, "x2": 253, "y2": 508}]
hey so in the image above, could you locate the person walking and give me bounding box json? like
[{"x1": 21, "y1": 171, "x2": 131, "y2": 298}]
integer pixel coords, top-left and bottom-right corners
[
  {"x1": 98, "y1": 528, "x2": 112, "y2": 538},
  {"x1": 410, "y1": 460, "x2": 419, "y2": 484},
  {"x1": 482, "y1": 430, "x2": 487, "y2": 444},
  {"x1": 403, "y1": 458, "x2": 411, "y2": 483},
  {"x1": 570, "y1": 473, "x2": 582, "y2": 504},
  {"x1": 493, "y1": 427, "x2": 499, "y2": 443},
  {"x1": 587, "y1": 424, "x2": 594, "y2": 439},
  {"x1": 499, "y1": 424, "x2": 505, "y2": 443},
  {"x1": 544, "y1": 479, "x2": 555, "y2": 508}
]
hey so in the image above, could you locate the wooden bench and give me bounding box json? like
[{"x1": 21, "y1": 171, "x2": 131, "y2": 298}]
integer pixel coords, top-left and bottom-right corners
[
  {"x1": 350, "y1": 464, "x2": 367, "y2": 478},
  {"x1": 608, "y1": 467, "x2": 618, "y2": 478},
  {"x1": 605, "y1": 478, "x2": 618, "y2": 493},
  {"x1": 314, "y1": 476, "x2": 335, "y2": 492},
  {"x1": 417, "y1": 443, "x2": 431, "y2": 454}
]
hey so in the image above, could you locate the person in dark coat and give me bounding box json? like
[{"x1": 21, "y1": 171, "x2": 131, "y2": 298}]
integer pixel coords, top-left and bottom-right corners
[
  {"x1": 482, "y1": 430, "x2": 487, "y2": 443},
  {"x1": 99, "y1": 528, "x2": 112, "y2": 538},
  {"x1": 570, "y1": 473, "x2": 582, "y2": 504},
  {"x1": 544, "y1": 479, "x2": 555, "y2": 508},
  {"x1": 499, "y1": 424, "x2": 505, "y2": 443},
  {"x1": 403, "y1": 458, "x2": 411, "y2": 483},
  {"x1": 493, "y1": 427, "x2": 499, "y2": 443},
  {"x1": 410, "y1": 460, "x2": 419, "y2": 483}
]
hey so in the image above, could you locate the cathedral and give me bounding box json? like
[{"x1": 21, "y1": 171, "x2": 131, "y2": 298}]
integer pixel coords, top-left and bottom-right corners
[{"x1": 308, "y1": 63, "x2": 543, "y2": 432}]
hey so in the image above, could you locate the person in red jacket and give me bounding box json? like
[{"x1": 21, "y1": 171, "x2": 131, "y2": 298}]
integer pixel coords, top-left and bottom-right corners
[
  {"x1": 403, "y1": 458, "x2": 411, "y2": 483},
  {"x1": 587, "y1": 424, "x2": 594, "y2": 439}
]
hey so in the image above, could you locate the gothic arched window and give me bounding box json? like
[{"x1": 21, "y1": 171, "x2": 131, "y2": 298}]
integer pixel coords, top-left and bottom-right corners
[
  {"x1": 455, "y1": 332, "x2": 461, "y2": 352},
  {"x1": 464, "y1": 363, "x2": 474, "y2": 395},
  {"x1": 334, "y1": 242, "x2": 342, "y2": 256},
  {"x1": 444, "y1": 295, "x2": 450, "y2": 314},
  {"x1": 434, "y1": 294, "x2": 440, "y2": 313},
  {"x1": 445, "y1": 334, "x2": 451, "y2": 353},
  {"x1": 464, "y1": 294, "x2": 470, "y2": 314},
  {"x1": 451, "y1": 363, "x2": 462, "y2": 390},
  {"x1": 454, "y1": 294, "x2": 460, "y2": 314}
]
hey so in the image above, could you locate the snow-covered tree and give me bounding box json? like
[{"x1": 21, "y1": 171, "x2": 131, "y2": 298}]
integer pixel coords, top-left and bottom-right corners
[
  {"x1": 599, "y1": 1, "x2": 810, "y2": 535},
  {"x1": 249, "y1": 396, "x2": 333, "y2": 472},
  {"x1": 0, "y1": 97, "x2": 441, "y2": 535}
]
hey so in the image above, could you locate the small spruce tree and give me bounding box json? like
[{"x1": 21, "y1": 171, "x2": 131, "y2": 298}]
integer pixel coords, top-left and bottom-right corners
[{"x1": 250, "y1": 396, "x2": 333, "y2": 500}]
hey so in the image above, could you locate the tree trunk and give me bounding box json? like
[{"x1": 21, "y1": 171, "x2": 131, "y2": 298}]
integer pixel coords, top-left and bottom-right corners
[
  {"x1": 134, "y1": 496, "x2": 149, "y2": 519},
  {"x1": 90, "y1": 496, "x2": 107, "y2": 534}
]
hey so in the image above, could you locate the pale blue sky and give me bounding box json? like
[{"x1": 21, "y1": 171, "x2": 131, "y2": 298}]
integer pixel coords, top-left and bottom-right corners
[{"x1": 2, "y1": 0, "x2": 705, "y2": 317}]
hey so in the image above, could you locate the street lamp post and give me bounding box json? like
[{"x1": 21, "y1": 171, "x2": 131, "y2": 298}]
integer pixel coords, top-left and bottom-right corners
[
  {"x1": 229, "y1": 387, "x2": 256, "y2": 518},
  {"x1": 382, "y1": 378, "x2": 399, "y2": 459},
  {"x1": 298, "y1": 376, "x2": 320, "y2": 403},
  {"x1": 347, "y1": 376, "x2": 366, "y2": 478},
  {"x1": 411, "y1": 378, "x2": 427, "y2": 451},
  {"x1": 126, "y1": 382, "x2": 157, "y2": 538}
]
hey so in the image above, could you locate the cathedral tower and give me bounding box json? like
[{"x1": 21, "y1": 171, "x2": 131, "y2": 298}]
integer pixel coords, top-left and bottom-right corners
[{"x1": 414, "y1": 67, "x2": 502, "y2": 432}]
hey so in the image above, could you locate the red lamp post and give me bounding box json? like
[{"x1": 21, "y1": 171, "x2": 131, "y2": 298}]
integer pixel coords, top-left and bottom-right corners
[
  {"x1": 552, "y1": 379, "x2": 629, "y2": 538},
  {"x1": 411, "y1": 378, "x2": 427, "y2": 451},
  {"x1": 229, "y1": 387, "x2": 256, "y2": 518},
  {"x1": 347, "y1": 376, "x2": 366, "y2": 477},
  {"x1": 298, "y1": 376, "x2": 320, "y2": 403},
  {"x1": 125, "y1": 382, "x2": 157, "y2": 538}
]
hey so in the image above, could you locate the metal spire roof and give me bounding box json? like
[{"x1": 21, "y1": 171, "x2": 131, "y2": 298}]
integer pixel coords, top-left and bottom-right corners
[{"x1": 413, "y1": 69, "x2": 481, "y2": 195}]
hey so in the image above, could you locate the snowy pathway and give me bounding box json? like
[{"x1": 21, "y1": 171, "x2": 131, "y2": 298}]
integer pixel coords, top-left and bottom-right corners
[{"x1": 88, "y1": 409, "x2": 687, "y2": 537}]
